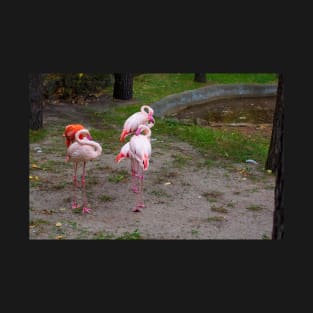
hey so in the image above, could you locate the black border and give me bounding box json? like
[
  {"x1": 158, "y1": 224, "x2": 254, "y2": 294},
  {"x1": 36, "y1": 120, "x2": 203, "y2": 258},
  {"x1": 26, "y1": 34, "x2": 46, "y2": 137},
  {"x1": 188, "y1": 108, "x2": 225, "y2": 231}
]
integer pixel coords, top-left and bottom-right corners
[{"x1": 7, "y1": 11, "x2": 305, "y2": 286}]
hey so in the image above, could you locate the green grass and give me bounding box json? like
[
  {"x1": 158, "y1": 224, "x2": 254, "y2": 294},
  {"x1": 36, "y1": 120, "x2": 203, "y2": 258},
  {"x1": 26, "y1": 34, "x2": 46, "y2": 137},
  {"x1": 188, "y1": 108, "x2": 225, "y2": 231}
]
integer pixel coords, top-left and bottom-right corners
[
  {"x1": 246, "y1": 205, "x2": 264, "y2": 211},
  {"x1": 108, "y1": 170, "x2": 129, "y2": 183},
  {"x1": 205, "y1": 73, "x2": 277, "y2": 84},
  {"x1": 191, "y1": 229, "x2": 199, "y2": 235},
  {"x1": 171, "y1": 154, "x2": 192, "y2": 168},
  {"x1": 207, "y1": 216, "x2": 225, "y2": 222},
  {"x1": 211, "y1": 206, "x2": 228, "y2": 214},
  {"x1": 30, "y1": 218, "x2": 51, "y2": 226},
  {"x1": 98, "y1": 194, "x2": 114, "y2": 202},
  {"x1": 91, "y1": 229, "x2": 142, "y2": 240},
  {"x1": 262, "y1": 234, "x2": 271, "y2": 240},
  {"x1": 116, "y1": 229, "x2": 142, "y2": 240},
  {"x1": 154, "y1": 120, "x2": 270, "y2": 164},
  {"x1": 29, "y1": 128, "x2": 49, "y2": 143}
]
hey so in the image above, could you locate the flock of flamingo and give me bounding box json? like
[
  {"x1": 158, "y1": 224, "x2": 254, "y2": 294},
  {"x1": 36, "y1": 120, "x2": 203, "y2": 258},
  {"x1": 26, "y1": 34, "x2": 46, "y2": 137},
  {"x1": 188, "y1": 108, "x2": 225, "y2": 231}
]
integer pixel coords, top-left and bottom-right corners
[{"x1": 63, "y1": 105, "x2": 155, "y2": 214}]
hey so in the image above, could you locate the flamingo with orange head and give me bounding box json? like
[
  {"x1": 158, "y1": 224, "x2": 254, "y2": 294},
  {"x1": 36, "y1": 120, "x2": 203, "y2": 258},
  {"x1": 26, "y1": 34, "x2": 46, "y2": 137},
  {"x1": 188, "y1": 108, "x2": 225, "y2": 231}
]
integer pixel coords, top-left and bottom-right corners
[{"x1": 65, "y1": 128, "x2": 102, "y2": 213}]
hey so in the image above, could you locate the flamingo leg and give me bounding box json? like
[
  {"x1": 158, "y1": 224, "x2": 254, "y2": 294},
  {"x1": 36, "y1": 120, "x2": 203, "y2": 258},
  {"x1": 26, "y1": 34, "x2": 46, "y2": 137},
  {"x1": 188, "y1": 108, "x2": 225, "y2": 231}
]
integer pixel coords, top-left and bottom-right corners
[
  {"x1": 131, "y1": 157, "x2": 139, "y2": 193},
  {"x1": 138, "y1": 166, "x2": 145, "y2": 209},
  {"x1": 72, "y1": 162, "x2": 79, "y2": 209},
  {"x1": 132, "y1": 162, "x2": 144, "y2": 212},
  {"x1": 81, "y1": 161, "x2": 91, "y2": 213}
]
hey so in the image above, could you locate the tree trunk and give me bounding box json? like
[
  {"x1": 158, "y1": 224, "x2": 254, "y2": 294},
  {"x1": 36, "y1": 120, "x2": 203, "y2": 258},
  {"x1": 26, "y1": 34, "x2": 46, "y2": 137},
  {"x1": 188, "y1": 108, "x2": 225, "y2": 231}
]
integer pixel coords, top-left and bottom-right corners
[
  {"x1": 113, "y1": 73, "x2": 133, "y2": 100},
  {"x1": 29, "y1": 73, "x2": 43, "y2": 130},
  {"x1": 265, "y1": 74, "x2": 284, "y2": 173},
  {"x1": 194, "y1": 73, "x2": 207, "y2": 83},
  {"x1": 272, "y1": 73, "x2": 285, "y2": 239}
]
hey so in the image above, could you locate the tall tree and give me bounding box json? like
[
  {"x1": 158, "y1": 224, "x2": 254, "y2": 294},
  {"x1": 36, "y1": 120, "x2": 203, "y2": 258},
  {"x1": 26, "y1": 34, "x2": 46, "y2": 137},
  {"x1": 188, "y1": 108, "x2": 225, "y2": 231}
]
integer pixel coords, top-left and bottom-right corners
[
  {"x1": 194, "y1": 73, "x2": 207, "y2": 83},
  {"x1": 265, "y1": 74, "x2": 284, "y2": 173},
  {"x1": 29, "y1": 73, "x2": 43, "y2": 130},
  {"x1": 113, "y1": 73, "x2": 133, "y2": 100},
  {"x1": 272, "y1": 73, "x2": 285, "y2": 239}
]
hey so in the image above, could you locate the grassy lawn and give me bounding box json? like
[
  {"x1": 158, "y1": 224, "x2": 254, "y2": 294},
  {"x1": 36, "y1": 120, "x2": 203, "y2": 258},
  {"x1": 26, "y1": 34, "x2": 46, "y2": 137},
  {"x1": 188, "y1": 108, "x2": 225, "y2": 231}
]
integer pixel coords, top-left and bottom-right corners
[{"x1": 30, "y1": 73, "x2": 277, "y2": 165}]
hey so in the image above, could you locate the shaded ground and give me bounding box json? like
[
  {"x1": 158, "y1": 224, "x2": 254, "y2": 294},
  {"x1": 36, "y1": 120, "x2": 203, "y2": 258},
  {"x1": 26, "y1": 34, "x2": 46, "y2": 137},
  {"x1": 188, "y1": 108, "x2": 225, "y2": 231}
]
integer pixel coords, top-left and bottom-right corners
[{"x1": 29, "y1": 95, "x2": 275, "y2": 240}]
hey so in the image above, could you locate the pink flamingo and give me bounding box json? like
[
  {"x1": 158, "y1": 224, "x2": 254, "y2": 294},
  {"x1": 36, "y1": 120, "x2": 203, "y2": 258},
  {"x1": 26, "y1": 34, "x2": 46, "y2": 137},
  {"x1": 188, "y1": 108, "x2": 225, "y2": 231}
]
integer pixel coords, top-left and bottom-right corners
[
  {"x1": 128, "y1": 124, "x2": 152, "y2": 212},
  {"x1": 119, "y1": 105, "x2": 155, "y2": 142},
  {"x1": 66, "y1": 128, "x2": 102, "y2": 213}
]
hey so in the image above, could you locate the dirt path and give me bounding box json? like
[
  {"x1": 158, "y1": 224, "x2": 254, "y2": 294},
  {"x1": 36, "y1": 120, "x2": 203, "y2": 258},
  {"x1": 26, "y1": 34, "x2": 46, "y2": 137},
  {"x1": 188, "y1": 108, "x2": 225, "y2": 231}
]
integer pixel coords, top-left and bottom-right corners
[{"x1": 29, "y1": 97, "x2": 275, "y2": 239}]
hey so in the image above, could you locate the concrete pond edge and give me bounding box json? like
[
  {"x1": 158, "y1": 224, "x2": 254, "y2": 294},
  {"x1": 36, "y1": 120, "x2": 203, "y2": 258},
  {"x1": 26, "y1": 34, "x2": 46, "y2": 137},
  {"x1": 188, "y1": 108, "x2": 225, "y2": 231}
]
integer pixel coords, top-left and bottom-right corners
[{"x1": 152, "y1": 83, "x2": 278, "y2": 118}]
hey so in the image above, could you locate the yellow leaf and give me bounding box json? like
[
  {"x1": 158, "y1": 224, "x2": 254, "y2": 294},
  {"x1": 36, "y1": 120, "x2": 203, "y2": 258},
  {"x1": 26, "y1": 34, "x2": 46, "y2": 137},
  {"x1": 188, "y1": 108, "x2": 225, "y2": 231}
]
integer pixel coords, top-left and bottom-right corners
[
  {"x1": 55, "y1": 222, "x2": 62, "y2": 227},
  {"x1": 35, "y1": 176, "x2": 39, "y2": 180},
  {"x1": 32, "y1": 164, "x2": 39, "y2": 168},
  {"x1": 29, "y1": 175, "x2": 33, "y2": 179},
  {"x1": 55, "y1": 235, "x2": 64, "y2": 240}
]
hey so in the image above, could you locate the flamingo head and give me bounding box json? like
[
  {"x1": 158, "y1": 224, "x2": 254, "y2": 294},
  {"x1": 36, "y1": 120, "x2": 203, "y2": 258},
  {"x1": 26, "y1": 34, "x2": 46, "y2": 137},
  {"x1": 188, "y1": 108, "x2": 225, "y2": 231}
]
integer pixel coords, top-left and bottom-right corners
[
  {"x1": 63, "y1": 124, "x2": 89, "y2": 147},
  {"x1": 148, "y1": 112, "x2": 155, "y2": 125}
]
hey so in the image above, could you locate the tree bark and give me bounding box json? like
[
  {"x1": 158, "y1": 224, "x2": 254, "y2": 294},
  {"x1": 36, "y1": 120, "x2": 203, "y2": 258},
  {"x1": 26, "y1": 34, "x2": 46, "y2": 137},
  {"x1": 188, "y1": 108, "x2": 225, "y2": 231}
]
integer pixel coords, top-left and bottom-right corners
[
  {"x1": 29, "y1": 73, "x2": 43, "y2": 130},
  {"x1": 272, "y1": 73, "x2": 285, "y2": 239},
  {"x1": 113, "y1": 73, "x2": 133, "y2": 100},
  {"x1": 265, "y1": 74, "x2": 284, "y2": 173},
  {"x1": 194, "y1": 73, "x2": 207, "y2": 83}
]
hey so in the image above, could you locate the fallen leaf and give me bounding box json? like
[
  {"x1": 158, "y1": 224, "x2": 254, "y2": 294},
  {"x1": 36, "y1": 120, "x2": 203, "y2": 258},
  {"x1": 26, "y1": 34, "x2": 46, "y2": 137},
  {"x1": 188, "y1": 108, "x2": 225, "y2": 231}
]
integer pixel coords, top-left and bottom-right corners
[
  {"x1": 164, "y1": 182, "x2": 171, "y2": 185},
  {"x1": 55, "y1": 235, "x2": 64, "y2": 240},
  {"x1": 59, "y1": 208, "x2": 66, "y2": 211},
  {"x1": 55, "y1": 222, "x2": 62, "y2": 227},
  {"x1": 29, "y1": 225, "x2": 35, "y2": 229}
]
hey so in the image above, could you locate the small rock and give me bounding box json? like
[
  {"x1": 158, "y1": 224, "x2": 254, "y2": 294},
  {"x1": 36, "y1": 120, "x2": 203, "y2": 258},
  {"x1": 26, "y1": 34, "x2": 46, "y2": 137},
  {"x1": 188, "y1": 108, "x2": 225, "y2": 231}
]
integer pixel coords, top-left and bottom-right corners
[{"x1": 245, "y1": 159, "x2": 258, "y2": 165}]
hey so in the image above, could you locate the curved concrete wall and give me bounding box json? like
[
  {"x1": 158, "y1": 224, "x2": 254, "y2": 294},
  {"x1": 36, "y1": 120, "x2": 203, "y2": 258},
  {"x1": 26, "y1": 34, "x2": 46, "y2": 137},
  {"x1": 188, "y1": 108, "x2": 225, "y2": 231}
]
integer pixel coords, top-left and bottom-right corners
[{"x1": 152, "y1": 83, "x2": 277, "y2": 117}]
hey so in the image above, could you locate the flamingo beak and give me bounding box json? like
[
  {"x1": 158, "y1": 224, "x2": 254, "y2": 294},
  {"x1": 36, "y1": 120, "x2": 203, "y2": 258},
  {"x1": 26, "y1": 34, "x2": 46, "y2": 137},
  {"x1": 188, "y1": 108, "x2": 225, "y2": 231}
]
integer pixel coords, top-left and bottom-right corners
[
  {"x1": 115, "y1": 153, "x2": 124, "y2": 163},
  {"x1": 143, "y1": 155, "x2": 149, "y2": 170},
  {"x1": 149, "y1": 115, "x2": 155, "y2": 124},
  {"x1": 120, "y1": 130, "x2": 128, "y2": 142},
  {"x1": 87, "y1": 134, "x2": 92, "y2": 140}
]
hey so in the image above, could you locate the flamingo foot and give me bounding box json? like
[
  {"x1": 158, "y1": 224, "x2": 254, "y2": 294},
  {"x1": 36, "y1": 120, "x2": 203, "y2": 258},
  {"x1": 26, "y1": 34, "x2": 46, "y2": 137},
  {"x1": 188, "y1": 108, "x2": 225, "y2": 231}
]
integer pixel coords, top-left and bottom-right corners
[
  {"x1": 82, "y1": 207, "x2": 91, "y2": 214},
  {"x1": 132, "y1": 206, "x2": 143, "y2": 212},
  {"x1": 131, "y1": 186, "x2": 139, "y2": 193},
  {"x1": 71, "y1": 201, "x2": 79, "y2": 209}
]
